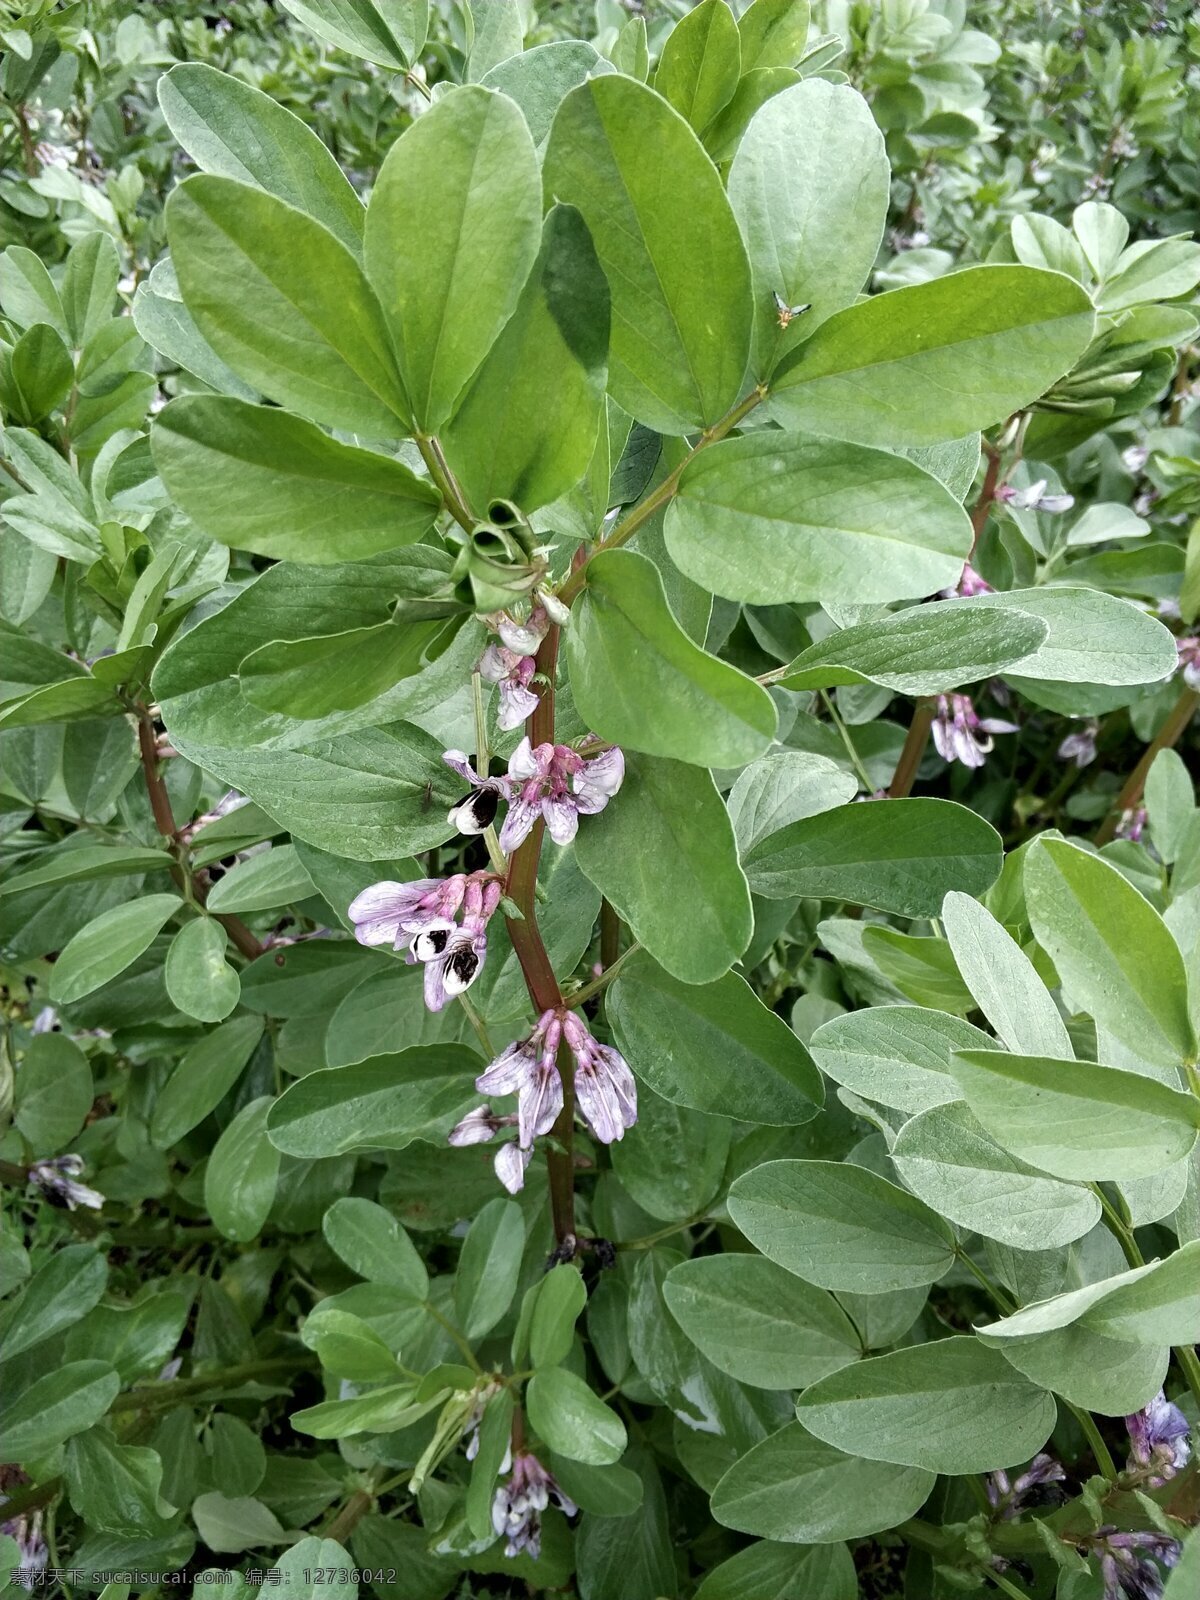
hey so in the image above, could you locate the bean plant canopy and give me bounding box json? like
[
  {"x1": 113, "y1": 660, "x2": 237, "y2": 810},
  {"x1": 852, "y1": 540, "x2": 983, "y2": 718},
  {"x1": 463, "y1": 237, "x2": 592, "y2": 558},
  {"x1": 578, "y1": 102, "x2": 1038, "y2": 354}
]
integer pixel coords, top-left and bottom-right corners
[{"x1": 1, "y1": 2, "x2": 1200, "y2": 1598}]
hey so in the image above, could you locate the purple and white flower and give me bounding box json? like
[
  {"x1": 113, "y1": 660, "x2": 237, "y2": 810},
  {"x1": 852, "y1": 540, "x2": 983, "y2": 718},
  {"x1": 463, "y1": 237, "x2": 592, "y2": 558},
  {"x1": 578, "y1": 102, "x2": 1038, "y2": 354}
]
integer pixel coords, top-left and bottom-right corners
[
  {"x1": 996, "y1": 479, "x2": 1075, "y2": 514},
  {"x1": 500, "y1": 738, "x2": 625, "y2": 853},
  {"x1": 1125, "y1": 1389, "x2": 1191, "y2": 1485},
  {"x1": 562, "y1": 1011, "x2": 638, "y2": 1145},
  {"x1": 26, "y1": 1154, "x2": 104, "y2": 1212},
  {"x1": 1177, "y1": 636, "x2": 1200, "y2": 690},
  {"x1": 932, "y1": 693, "x2": 1018, "y2": 769},
  {"x1": 485, "y1": 603, "x2": 551, "y2": 657},
  {"x1": 1096, "y1": 1529, "x2": 1181, "y2": 1600},
  {"x1": 491, "y1": 1451, "x2": 577, "y2": 1561},
  {"x1": 443, "y1": 751, "x2": 515, "y2": 836},
  {"x1": 447, "y1": 1106, "x2": 511, "y2": 1146},
  {"x1": 421, "y1": 878, "x2": 502, "y2": 1011},
  {"x1": 941, "y1": 561, "x2": 994, "y2": 599},
  {"x1": 986, "y1": 1452, "x2": 1066, "y2": 1519},
  {"x1": 479, "y1": 644, "x2": 540, "y2": 731},
  {"x1": 348, "y1": 873, "x2": 468, "y2": 950},
  {"x1": 0, "y1": 1502, "x2": 48, "y2": 1590},
  {"x1": 1116, "y1": 805, "x2": 1148, "y2": 843},
  {"x1": 1058, "y1": 719, "x2": 1099, "y2": 767},
  {"x1": 476, "y1": 1010, "x2": 564, "y2": 1148}
]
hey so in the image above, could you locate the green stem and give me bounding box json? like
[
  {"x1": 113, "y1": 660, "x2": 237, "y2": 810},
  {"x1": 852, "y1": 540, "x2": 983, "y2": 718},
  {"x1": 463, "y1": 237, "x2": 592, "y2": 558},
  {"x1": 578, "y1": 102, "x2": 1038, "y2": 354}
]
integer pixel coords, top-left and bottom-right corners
[
  {"x1": 1092, "y1": 1185, "x2": 1143, "y2": 1269},
  {"x1": 110, "y1": 1356, "x2": 310, "y2": 1413},
  {"x1": 415, "y1": 432, "x2": 474, "y2": 532},
  {"x1": 956, "y1": 1247, "x2": 1016, "y2": 1314},
  {"x1": 564, "y1": 942, "x2": 641, "y2": 1010},
  {"x1": 985, "y1": 1569, "x2": 1033, "y2": 1600},
  {"x1": 1064, "y1": 1399, "x2": 1118, "y2": 1482},
  {"x1": 820, "y1": 689, "x2": 875, "y2": 794},
  {"x1": 556, "y1": 385, "x2": 767, "y2": 608},
  {"x1": 458, "y1": 992, "x2": 494, "y2": 1059},
  {"x1": 422, "y1": 1301, "x2": 482, "y2": 1373}
]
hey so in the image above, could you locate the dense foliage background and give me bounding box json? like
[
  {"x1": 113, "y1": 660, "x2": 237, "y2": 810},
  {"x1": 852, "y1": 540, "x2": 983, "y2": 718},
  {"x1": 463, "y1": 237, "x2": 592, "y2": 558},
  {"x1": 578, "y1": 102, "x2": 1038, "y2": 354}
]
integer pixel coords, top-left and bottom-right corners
[{"x1": 3, "y1": 2, "x2": 1200, "y2": 1597}]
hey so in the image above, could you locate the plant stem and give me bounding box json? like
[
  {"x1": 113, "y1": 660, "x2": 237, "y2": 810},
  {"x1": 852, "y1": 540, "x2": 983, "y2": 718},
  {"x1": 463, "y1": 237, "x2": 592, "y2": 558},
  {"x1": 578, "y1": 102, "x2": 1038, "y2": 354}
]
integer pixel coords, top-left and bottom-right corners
[
  {"x1": 1095, "y1": 686, "x2": 1199, "y2": 845},
  {"x1": 985, "y1": 1568, "x2": 1034, "y2": 1600},
  {"x1": 956, "y1": 1248, "x2": 1016, "y2": 1314},
  {"x1": 556, "y1": 385, "x2": 767, "y2": 608},
  {"x1": 321, "y1": 1488, "x2": 374, "y2": 1544},
  {"x1": 819, "y1": 689, "x2": 875, "y2": 794},
  {"x1": 969, "y1": 442, "x2": 1003, "y2": 554},
  {"x1": 1064, "y1": 1399, "x2": 1118, "y2": 1482},
  {"x1": 889, "y1": 698, "x2": 936, "y2": 798},
  {"x1": 135, "y1": 707, "x2": 264, "y2": 961},
  {"x1": 415, "y1": 432, "x2": 474, "y2": 532},
  {"x1": 422, "y1": 1301, "x2": 483, "y2": 1373},
  {"x1": 600, "y1": 899, "x2": 621, "y2": 970},
  {"x1": 110, "y1": 1356, "x2": 310, "y2": 1412},
  {"x1": 502, "y1": 626, "x2": 575, "y2": 1246},
  {"x1": 565, "y1": 942, "x2": 641, "y2": 1010}
]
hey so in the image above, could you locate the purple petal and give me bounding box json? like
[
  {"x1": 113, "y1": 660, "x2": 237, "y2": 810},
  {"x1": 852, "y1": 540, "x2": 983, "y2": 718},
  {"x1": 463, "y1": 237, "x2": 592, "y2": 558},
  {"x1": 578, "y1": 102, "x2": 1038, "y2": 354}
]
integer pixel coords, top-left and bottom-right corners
[
  {"x1": 520, "y1": 1062, "x2": 564, "y2": 1146},
  {"x1": 507, "y1": 737, "x2": 540, "y2": 781},
  {"x1": 494, "y1": 1142, "x2": 532, "y2": 1193},
  {"x1": 497, "y1": 682, "x2": 539, "y2": 731},
  {"x1": 424, "y1": 958, "x2": 449, "y2": 1012},
  {"x1": 347, "y1": 879, "x2": 433, "y2": 945},
  {"x1": 542, "y1": 796, "x2": 580, "y2": 846},
  {"x1": 498, "y1": 796, "x2": 540, "y2": 853},
  {"x1": 448, "y1": 1107, "x2": 498, "y2": 1146},
  {"x1": 442, "y1": 749, "x2": 482, "y2": 786},
  {"x1": 477, "y1": 643, "x2": 514, "y2": 684},
  {"x1": 476, "y1": 1040, "x2": 538, "y2": 1097},
  {"x1": 574, "y1": 747, "x2": 625, "y2": 807}
]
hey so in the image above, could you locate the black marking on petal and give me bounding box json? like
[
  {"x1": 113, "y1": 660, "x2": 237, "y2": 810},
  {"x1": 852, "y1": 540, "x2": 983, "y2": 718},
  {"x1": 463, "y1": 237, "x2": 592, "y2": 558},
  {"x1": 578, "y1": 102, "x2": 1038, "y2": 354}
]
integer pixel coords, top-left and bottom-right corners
[
  {"x1": 449, "y1": 787, "x2": 499, "y2": 834},
  {"x1": 444, "y1": 947, "x2": 480, "y2": 993},
  {"x1": 412, "y1": 927, "x2": 451, "y2": 960}
]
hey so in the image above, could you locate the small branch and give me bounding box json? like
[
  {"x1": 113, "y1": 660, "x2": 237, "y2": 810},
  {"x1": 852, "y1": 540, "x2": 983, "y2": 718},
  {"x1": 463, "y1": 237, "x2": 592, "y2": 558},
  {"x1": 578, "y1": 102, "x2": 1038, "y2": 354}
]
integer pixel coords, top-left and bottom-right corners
[
  {"x1": 969, "y1": 442, "x2": 1003, "y2": 556},
  {"x1": 1095, "y1": 686, "x2": 1198, "y2": 845},
  {"x1": 820, "y1": 689, "x2": 875, "y2": 794},
  {"x1": 320, "y1": 1488, "x2": 374, "y2": 1545},
  {"x1": 415, "y1": 432, "x2": 474, "y2": 532},
  {"x1": 888, "y1": 699, "x2": 936, "y2": 798},
  {"x1": 556, "y1": 385, "x2": 767, "y2": 608},
  {"x1": 564, "y1": 942, "x2": 641, "y2": 1010},
  {"x1": 14, "y1": 102, "x2": 38, "y2": 176},
  {"x1": 136, "y1": 706, "x2": 264, "y2": 961}
]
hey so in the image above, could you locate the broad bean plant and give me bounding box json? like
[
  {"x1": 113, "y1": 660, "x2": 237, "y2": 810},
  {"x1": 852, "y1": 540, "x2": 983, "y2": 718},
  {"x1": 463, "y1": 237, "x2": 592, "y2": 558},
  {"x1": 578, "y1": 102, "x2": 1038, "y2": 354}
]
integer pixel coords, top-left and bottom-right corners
[{"x1": 2, "y1": 2, "x2": 1200, "y2": 1598}]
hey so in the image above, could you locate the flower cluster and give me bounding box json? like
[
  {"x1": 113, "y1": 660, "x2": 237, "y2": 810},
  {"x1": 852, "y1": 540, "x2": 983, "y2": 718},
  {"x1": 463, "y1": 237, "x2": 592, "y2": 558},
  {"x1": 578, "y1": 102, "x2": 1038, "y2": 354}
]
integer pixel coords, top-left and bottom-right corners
[
  {"x1": 932, "y1": 693, "x2": 1018, "y2": 769},
  {"x1": 1124, "y1": 1389, "x2": 1191, "y2": 1487},
  {"x1": 450, "y1": 1008, "x2": 637, "y2": 1193},
  {"x1": 491, "y1": 1452, "x2": 576, "y2": 1561},
  {"x1": 26, "y1": 1154, "x2": 104, "y2": 1212},
  {"x1": 1095, "y1": 1529, "x2": 1181, "y2": 1600},
  {"x1": 348, "y1": 872, "x2": 502, "y2": 1010},
  {"x1": 1177, "y1": 636, "x2": 1200, "y2": 690},
  {"x1": 985, "y1": 1452, "x2": 1066, "y2": 1519},
  {"x1": 1058, "y1": 719, "x2": 1100, "y2": 767},
  {"x1": 444, "y1": 738, "x2": 624, "y2": 854},
  {"x1": 0, "y1": 1498, "x2": 48, "y2": 1591},
  {"x1": 995, "y1": 479, "x2": 1074, "y2": 514},
  {"x1": 476, "y1": 604, "x2": 551, "y2": 731}
]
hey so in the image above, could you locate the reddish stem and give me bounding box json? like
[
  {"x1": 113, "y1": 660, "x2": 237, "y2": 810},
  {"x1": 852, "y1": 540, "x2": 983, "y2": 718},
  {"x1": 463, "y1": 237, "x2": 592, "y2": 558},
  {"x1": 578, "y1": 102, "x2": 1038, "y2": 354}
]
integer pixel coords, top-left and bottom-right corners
[
  {"x1": 1095, "y1": 686, "x2": 1198, "y2": 846},
  {"x1": 503, "y1": 627, "x2": 576, "y2": 1246}
]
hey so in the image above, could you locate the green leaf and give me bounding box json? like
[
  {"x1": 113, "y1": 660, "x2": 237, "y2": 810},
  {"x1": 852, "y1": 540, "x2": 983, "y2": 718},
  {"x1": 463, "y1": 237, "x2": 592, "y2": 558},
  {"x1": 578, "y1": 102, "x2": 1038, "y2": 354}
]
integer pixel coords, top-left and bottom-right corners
[
  {"x1": 796, "y1": 1337, "x2": 1056, "y2": 1475},
  {"x1": 608, "y1": 952, "x2": 822, "y2": 1124},
  {"x1": 150, "y1": 1015, "x2": 264, "y2": 1149},
  {"x1": 0, "y1": 246, "x2": 66, "y2": 336},
  {"x1": 322, "y1": 1197, "x2": 428, "y2": 1299},
  {"x1": 574, "y1": 755, "x2": 753, "y2": 983},
  {"x1": 467, "y1": 0, "x2": 523, "y2": 80},
  {"x1": 1145, "y1": 749, "x2": 1194, "y2": 865},
  {"x1": 465, "y1": 1387, "x2": 514, "y2": 1540},
  {"x1": 727, "y1": 751, "x2": 858, "y2": 855},
  {"x1": 526, "y1": 1366, "x2": 627, "y2": 1466},
  {"x1": 940, "y1": 890, "x2": 1073, "y2": 1058},
  {"x1": 663, "y1": 1256, "x2": 860, "y2": 1390},
  {"x1": 654, "y1": 0, "x2": 740, "y2": 134},
  {"x1": 157, "y1": 64, "x2": 365, "y2": 255},
  {"x1": 543, "y1": 74, "x2": 752, "y2": 434},
  {"x1": 278, "y1": 0, "x2": 428, "y2": 67},
  {"x1": 205, "y1": 845, "x2": 315, "y2": 914},
  {"x1": 204, "y1": 1097, "x2": 281, "y2": 1243},
  {"x1": 11, "y1": 322, "x2": 73, "y2": 418},
  {"x1": 364, "y1": 85, "x2": 541, "y2": 431},
  {"x1": 49, "y1": 894, "x2": 181, "y2": 1004},
  {"x1": 0, "y1": 1361, "x2": 120, "y2": 1462},
  {"x1": 769, "y1": 266, "x2": 1096, "y2": 446},
  {"x1": 729, "y1": 78, "x2": 887, "y2": 375},
  {"x1": 191, "y1": 1493, "x2": 287, "y2": 1554},
  {"x1": 480, "y1": 41, "x2": 607, "y2": 145},
  {"x1": 696, "y1": 1540, "x2": 856, "y2": 1600},
  {"x1": 810, "y1": 1004, "x2": 994, "y2": 1114},
  {"x1": 442, "y1": 204, "x2": 608, "y2": 514},
  {"x1": 610, "y1": 1088, "x2": 730, "y2": 1222},
  {"x1": 665, "y1": 434, "x2": 971, "y2": 606},
  {"x1": 860, "y1": 928, "x2": 976, "y2": 1014},
  {"x1": 978, "y1": 1241, "x2": 1200, "y2": 1347},
  {"x1": 65, "y1": 1427, "x2": 175, "y2": 1539},
  {"x1": 153, "y1": 397, "x2": 439, "y2": 565},
  {"x1": 959, "y1": 587, "x2": 1177, "y2": 689},
  {"x1": 0, "y1": 1245, "x2": 107, "y2": 1361},
  {"x1": 892, "y1": 1100, "x2": 1101, "y2": 1249},
  {"x1": 1025, "y1": 838, "x2": 1196, "y2": 1077},
  {"x1": 711, "y1": 1421, "x2": 935, "y2": 1543},
  {"x1": 266, "y1": 1046, "x2": 479, "y2": 1157},
  {"x1": 736, "y1": 0, "x2": 812, "y2": 73},
  {"x1": 167, "y1": 175, "x2": 406, "y2": 434},
  {"x1": 744, "y1": 798, "x2": 1003, "y2": 917},
  {"x1": 13, "y1": 1031, "x2": 93, "y2": 1152},
  {"x1": 727, "y1": 1159, "x2": 957, "y2": 1292},
  {"x1": 301, "y1": 1306, "x2": 402, "y2": 1383},
  {"x1": 454, "y1": 1196, "x2": 525, "y2": 1340},
  {"x1": 61, "y1": 233, "x2": 119, "y2": 349},
  {"x1": 530, "y1": 1265, "x2": 587, "y2": 1369},
  {"x1": 164, "y1": 918, "x2": 240, "y2": 1024},
  {"x1": 778, "y1": 605, "x2": 1047, "y2": 694},
  {"x1": 567, "y1": 550, "x2": 776, "y2": 766},
  {"x1": 546, "y1": 1456, "x2": 644, "y2": 1520},
  {"x1": 949, "y1": 1049, "x2": 1200, "y2": 1181}
]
